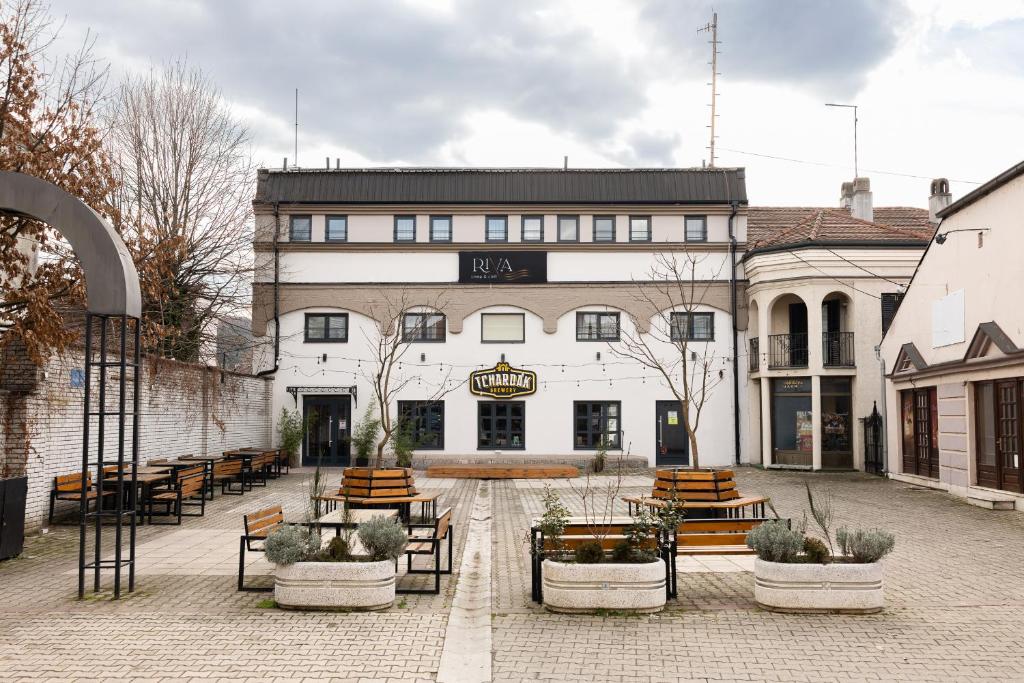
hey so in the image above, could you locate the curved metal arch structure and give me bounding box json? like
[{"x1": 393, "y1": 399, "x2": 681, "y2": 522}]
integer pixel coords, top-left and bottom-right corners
[{"x1": 0, "y1": 171, "x2": 141, "y2": 317}]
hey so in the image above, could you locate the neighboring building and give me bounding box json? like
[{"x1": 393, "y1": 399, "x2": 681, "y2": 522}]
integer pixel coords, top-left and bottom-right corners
[
  {"x1": 881, "y1": 162, "x2": 1024, "y2": 509},
  {"x1": 216, "y1": 316, "x2": 253, "y2": 373},
  {"x1": 744, "y1": 178, "x2": 935, "y2": 471},
  {"x1": 251, "y1": 167, "x2": 749, "y2": 467}
]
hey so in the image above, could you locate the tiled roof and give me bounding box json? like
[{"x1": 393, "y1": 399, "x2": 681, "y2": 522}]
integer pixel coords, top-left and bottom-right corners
[
  {"x1": 747, "y1": 206, "x2": 934, "y2": 252},
  {"x1": 255, "y1": 167, "x2": 748, "y2": 205}
]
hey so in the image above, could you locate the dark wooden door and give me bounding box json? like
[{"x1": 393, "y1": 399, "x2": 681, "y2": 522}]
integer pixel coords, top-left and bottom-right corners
[
  {"x1": 975, "y1": 382, "x2": 1000, "y2": 489},
  {"x1": 656, "y1": 400, "x2": 688, "y2": 466},
  {"x1": 902, "y1": 387, "x2": 938, "y2": 479},
  {"x1": 302, "y1": 396, "x2": 351, "y2": 467},
  {"x1": 996, "y1": 380, "x2": 1022, "y2": 492},
  {"x1": 788, "y1": 303, "x2": 808, "y2": 366}
]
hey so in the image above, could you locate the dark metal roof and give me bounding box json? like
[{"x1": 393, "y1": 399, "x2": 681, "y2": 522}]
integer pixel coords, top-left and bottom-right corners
[
  {"x1": 255, "y1": 167, "x2": 747, "y2": 205},
  {"x1": 937, "y1": 159, "x2": 1024, "y2": 218}
]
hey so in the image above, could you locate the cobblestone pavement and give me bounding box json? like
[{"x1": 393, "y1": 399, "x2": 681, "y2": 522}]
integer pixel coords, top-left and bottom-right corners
[{"x1": 2, "y1": 466, "x2": 1023, "y2": 681}]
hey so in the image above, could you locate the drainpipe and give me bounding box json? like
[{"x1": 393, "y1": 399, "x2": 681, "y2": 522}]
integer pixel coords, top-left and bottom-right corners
[
  {"x1": 876, "y1": 346, "x2": 888, "y2": 474},
  {"x1": 256, "y1": 201, "x2": 281, "y2": 377},
  {"x1": 728, "y1": 200, "x2": 741, "y2": 466}
]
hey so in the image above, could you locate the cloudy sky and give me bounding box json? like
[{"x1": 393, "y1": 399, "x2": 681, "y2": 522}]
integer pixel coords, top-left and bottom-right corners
[{"x1": 49, "y1": 0, "x2": 1024, "y2": 207}]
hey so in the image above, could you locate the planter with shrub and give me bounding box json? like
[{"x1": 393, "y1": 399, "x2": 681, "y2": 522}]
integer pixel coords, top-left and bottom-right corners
[
  {"x1": 748, "y1": 485, "x2": 895, "y2": 614},
  {"x1": 267, "y1": 516, "x2": 408, "y2": 611}
]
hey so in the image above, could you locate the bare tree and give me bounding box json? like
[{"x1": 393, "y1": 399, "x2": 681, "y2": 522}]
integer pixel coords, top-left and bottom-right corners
[
  {"x1": 0, "y1": 0, "x2": 116, "y2": 360},
  {"x1": 361, "y1": 289, "x2": 463, "y2": 468},
  {"x1": 107, "y1": 59, "x2": 254, "y2": 362},
  {"x1": 609, "y1": 251, "x2": 728, "y2": 469}
]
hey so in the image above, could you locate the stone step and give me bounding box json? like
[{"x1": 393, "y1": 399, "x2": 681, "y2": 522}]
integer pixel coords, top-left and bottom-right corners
[{"x1": 966, "y1": 487, "x2": 1018, "y2": 511}]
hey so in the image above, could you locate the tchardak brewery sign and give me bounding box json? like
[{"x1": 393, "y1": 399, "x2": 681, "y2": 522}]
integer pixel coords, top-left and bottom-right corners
[{"x1": 469, "y1": 362, "x2": 537, "y2": 399}]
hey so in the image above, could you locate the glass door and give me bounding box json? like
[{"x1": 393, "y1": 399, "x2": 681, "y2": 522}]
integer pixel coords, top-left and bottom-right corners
[
  {"x1": 302, "y1": 396, "x2": 351, "y2": 467},
  {"x1": 655, "y1": 400, "x2": 688, "y2": 466}
]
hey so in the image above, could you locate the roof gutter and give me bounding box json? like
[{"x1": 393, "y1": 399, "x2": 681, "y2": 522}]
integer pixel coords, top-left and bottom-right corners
[
  {"x1": 728, "y1": 200, "x2": 741, "y2": 466},
  {"x1": 742, "y1": 239, "x2": 929, "y2": 261},
  {"x1": 255, "y1": 201, "x2": 281, "y2": 377}
]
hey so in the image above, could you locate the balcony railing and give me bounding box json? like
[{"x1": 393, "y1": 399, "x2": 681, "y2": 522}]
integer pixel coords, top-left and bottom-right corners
[
  {"x1": 822, "y1": 331, "x2": 855, "y2": 367},
  {"x1": 768, "y1": 333, "x2": 809, "y2": 369},
  {"x1": 749, "y1": 338, "x2": 759, "y2": 372}
]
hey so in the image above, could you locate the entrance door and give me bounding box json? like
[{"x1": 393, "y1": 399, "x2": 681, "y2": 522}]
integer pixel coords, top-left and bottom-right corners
[
  {"x1": 302, "y1": 396, "x2": 351, "y2": 467},
  {"x1": 995, "y1": 380, "x2": 1022, "y2": 492},
  {"x1": 656, "y1": 400, "x2": 688, "y2": 466},
  {"x1": 788, "y1": 303, "x2": 809, "y2": 366}
]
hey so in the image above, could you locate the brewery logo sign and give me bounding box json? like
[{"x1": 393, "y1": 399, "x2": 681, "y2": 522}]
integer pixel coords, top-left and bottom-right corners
[{"x1": 469, "y1": 362, "x2": 537, "y2": 399}]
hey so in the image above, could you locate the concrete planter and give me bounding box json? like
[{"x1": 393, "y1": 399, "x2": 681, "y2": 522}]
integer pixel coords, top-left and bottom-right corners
[
  {"x1": 274, "y1": 560, "x2": 395, "y2": 611},
  {"x1": 754, "y1": 558, "x2": 884, "y2": 614},
  {"x1": 542, "y1": 559, "x2": 666, "y2": 614}
]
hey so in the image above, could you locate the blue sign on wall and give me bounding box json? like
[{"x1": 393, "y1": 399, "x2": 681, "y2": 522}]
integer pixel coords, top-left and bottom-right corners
[{"x1": 70, "y1": 368, "x2": 84, "y2": 388}]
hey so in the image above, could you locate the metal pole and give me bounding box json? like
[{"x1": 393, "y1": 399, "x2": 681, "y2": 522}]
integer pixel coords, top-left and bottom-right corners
[
  {"x1": 94, "y1": 317, "x2": 107, "y2": 592},
  {"x1": 114, "y1": 315, "x2": 127, "y2": 599},
  {"x1": 129, "y1": 318, "x2": 141, "y2": 592},
  {"x1": 78, "y1": 315, "x2": 92, "y2": 599}
]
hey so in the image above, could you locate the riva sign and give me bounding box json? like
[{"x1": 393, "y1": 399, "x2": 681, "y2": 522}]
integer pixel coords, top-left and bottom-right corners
[
  {"x1": 458, "y1": 251, "x2": 547, "y2": 284},
  {"x1": 469, "y1": 362, "x2": 537, "y2": 399}
]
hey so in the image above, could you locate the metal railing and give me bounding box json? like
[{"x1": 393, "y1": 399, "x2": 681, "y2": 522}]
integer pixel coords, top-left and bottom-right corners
[
  {"x1": 822, "y1": 331, "x2": 855, "y2": 367},
  {"x1": 749, "y1": 338, "x2": 759, "y2": 372},
  {"x1": 767, "y1": 333, "x2": 809, "y2": 369}
]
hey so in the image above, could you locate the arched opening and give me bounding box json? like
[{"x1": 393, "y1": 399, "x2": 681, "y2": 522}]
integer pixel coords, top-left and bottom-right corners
[
  {"x1": 821, "y1": 291, "x2": 854, "y2": 367},
  {"x1": 766, "y1": 293, "x2": 808, "y2": 369},
  {"x1": 747, "y1": 299, "x2": 761, "y2": 372}
]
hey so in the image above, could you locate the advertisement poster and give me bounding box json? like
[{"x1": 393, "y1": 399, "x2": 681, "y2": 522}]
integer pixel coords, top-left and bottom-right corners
[{"x1": 796, "y1": 410, "x2": 813, "y2": 452}]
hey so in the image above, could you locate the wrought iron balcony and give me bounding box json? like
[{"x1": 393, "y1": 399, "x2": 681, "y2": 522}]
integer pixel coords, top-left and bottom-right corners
[
  {"x1": 822, "y1": 331, "x2": 855, "y2": 367},
  {"x1": 749, "y1": 338, "x2": 759, "y2": 372},
  {"x1": 767, "y1": 333, "x2": 809, "y2": 369}
]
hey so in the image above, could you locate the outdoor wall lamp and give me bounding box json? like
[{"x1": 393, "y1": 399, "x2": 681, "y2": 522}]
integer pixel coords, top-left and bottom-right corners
[
  {"x1": 935, "y1": 227, "x2": 989, "y2": 245},
  {"x1": 420, "y1": 353, "x2": 426, "y2": 362}
]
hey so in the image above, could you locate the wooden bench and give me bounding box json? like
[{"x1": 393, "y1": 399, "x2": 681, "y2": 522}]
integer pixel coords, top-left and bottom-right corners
[
  {"x1": 48, "y1": 471, "x2": 116, "y2": 524},
  {"x1": 623, "y1": 495, "x2": 769, "y2": 519},
  {"x1": 317, "y1": 468, "x2": 438, "y2": 521},
  {"x1": 426, "y1": 464, "x2": 579, "y2": 479},
  {"x1": 238, "y1": 505, "x2": 284, "y2": 592},
  {"x1": 211, "y1": 458, "x2": 249, "y2": 495},
  {"x1": 666, "y1": 517, "x2": 786, "y2": 597},
  {"x1": 145, "y1": 469, "x2": 206, "y2": 525},
  {"x1": 398, "y1": 507, "x2": 454, "y2": 595},
  {"x1": 652, "y1": 468, "x2": 740, "y2": 502}
]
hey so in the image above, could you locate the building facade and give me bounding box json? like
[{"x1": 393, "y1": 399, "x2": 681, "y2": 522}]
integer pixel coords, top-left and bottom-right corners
[
  {"x1": 251, "y1": 168, "x2": 749, "y2": 468},
  {"x1": 744, "y1": 179, "x2": 935, "y2": 471},
  {"x1": 881, "y1": 162, "x2": 1024, "y2": 509}
]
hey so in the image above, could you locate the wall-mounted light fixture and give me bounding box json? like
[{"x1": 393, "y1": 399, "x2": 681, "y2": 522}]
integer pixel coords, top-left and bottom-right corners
[{"x1": 935, "y1": 227, "x2": 989, "y2": 245}]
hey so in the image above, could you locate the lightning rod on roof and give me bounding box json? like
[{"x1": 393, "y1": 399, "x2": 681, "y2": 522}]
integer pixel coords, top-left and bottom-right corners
[
  {"x1": 294, "y1": 88, "x2": 299, "y2": 168},
  {"x1": 825, "y1": 103, "x2": 859, "y2": 177},
  {"x1": 698, "y1": 11, "x2": 720, "y2": 167}
]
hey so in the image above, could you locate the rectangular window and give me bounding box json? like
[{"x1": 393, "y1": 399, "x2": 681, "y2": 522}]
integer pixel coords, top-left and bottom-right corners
[
  {"x1": 685, "y1": 215, "x2": 708, "y2": 242},
  {"x1": 398, "y1": 400, "x2": 445, "y2": 450},
  {"x1": 486, "y1": 215, "x2": 508, "y2": 242},
  {"x1": 593, "y1": 216, "x2": 616, "y2": 242},
  {"x1": 304, "y1": 313, "x2": 348, "y2": 342},
  {"x1": 394, "y1": 215, "x2": 416, "y2": 242},
  {"x1": 289, "y1": 215, "x2": 312, "y2": 242},
  {"x1": 670, "y1": 312, "x2": 715, "y2": 341},
  {"x1": 326, "y1": 215, "x2": 347, "y2": 242},
  {"x1": 574, "y1": 401, "x2": 621, "y2": 449},
  {"x1": 576, "y1": 312, "x2": 620, "y2": 341},
  {"x1": 629, "y1": 216, "x2": 651, "y2": 242},
  {"x1": 881, "y1": 292, "x2": 904, "y2": 334},
  {"x1": 558, "y1": 215, "x2": 579, "y2": 242},
  {"x1": 521, "y1": 215, "x2": 544, "y2": 242},
  {"x1": 481, "y1": 313, "x2": 525, "y2": 343},
  {"x1": 402, "y1": 313, "x2": 446, "y2": 342},
  {"x1": 478, "y1": 401, "x2": 525, "y2": 450},
  {"x1": 430, "y1": 215, "x2": 452, "y2": 243}
]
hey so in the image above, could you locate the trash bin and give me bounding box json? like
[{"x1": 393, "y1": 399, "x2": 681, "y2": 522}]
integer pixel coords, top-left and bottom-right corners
[{"x1": 0, "y1": 476, "x2": 28, "y2": 560}]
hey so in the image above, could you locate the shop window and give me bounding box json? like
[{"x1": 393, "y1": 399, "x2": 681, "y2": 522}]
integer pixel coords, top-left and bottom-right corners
[
  {"x1": 394, "y1": 216, "x2": 416, "y2": 242},
  {"x1": 522, "y1": 215, "x2": 544, "y2": 242},
  {"x1": 771, "y1": 378, "x2": 813, "y2": 466},
  {"x1": 820, "y1": 377, "x2": 852, "y2": 469},
  {"x1": 402, "y1": 313, "x2": 446, "y2": 342},
  {"x1": 304, "y1": 313, "x2": 348, "y2": 342},
  {"x1": 685, "y1": 215, "x2": 707, "y2": 242},
  {"x1": 398, "y1": 401, "x2": 444, "y2": 450},
  {"x1": 629, "y1": 216, "x2": 651, "y2": 242},
  {"x1": 289, "y1": 215, "x2": 312, "y2": 242},
  {"x1": 593, "y1": 216, "x2": 616, "y2": 242},
  {"x1": 326, "y1": 215, "x2": 347, "y2": 242},
  {"x1": 430, "y1": 216, "x2": 452, "y2": 242},
  {"x1": 670, "y1": 312, "x2": 715, "y2": 341},
  {"x1": 481, "y1": 313, "x2": 525, "y2": 343},
  {"x1": 576, "y1": 312, "x2": 619, "y2": 341},
  {"x1": 478, "y1": 401, "x2": 525, "y2": 450},
  {"x1": 574, "y1": 401, "x2": 621, "y2": 449}
]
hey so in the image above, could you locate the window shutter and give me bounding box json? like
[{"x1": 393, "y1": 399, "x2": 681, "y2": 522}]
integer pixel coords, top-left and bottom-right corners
[{"x1": 881, "y1": 293, "x2": 904, "y2": 334}]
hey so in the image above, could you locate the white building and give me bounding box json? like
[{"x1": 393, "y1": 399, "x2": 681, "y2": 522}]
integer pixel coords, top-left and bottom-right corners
[
  {"x1": 252, "y1": 167, "x2": 749, "y2": 468},
  {"x1": 881, "y1": 162, "x2": 1024, "y2": 509}
]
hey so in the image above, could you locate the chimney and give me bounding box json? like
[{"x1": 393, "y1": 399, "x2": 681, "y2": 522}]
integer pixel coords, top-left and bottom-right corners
[
  {"x1": 839, "y1": 181, "x2": 854, "y2": 209},
  {"x1": 850, "y1": 177, "x2": 872, "y2": 222},
  {"x1": 928, "y1": 178, "x2": 952, "y2": 224}
]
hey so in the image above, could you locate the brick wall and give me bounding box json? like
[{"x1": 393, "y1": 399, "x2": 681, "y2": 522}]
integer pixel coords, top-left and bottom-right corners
[{"x1": 0, "y1": 347, "x2": 272, "y2": 532}]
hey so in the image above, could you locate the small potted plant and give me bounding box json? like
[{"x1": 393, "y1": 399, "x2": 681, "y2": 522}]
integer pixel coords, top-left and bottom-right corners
[
  {"x1": 267, "y1": 515, "x2": 408, "y2": 611},
  {"x1": 350, "y1": 406, "x2": 381, "y2": 468},
  {"x1": 276, "y1": 408, "x2": 309, "y2": 468},
  {"x1": 748, "y1": 485, "x2": 895, "y2": 614}
]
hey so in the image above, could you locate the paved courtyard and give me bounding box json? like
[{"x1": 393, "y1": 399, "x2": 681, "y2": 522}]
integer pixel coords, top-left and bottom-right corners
[{"x1": 2, "y1": 466, "x2": 1024, "y2": 682}]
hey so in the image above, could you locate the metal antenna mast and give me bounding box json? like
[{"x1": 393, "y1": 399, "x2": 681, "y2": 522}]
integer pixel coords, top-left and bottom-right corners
[
  {"x1": 294, "y1": 88, "x2": 299, "y2": 168},
  {"x1": 698, "y1": 12, "x2": 720, "y2": 167},
  {"x1": 825, "y1": 102, "x2": 858, "y2": 177}
]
